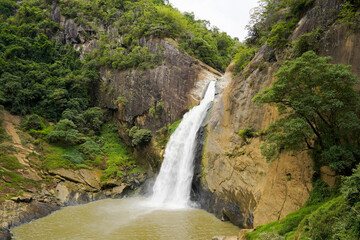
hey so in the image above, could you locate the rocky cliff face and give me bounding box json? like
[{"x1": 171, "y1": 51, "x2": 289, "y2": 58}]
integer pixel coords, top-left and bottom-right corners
[
  {"x1": 96, "y1": 37, "x2": 221, "y2": 131},
  {"x1": 51, "y1": 2, "x2": 222, "y2": 131},
  {"x1": 93, "y1": 37, "x2": 221, "y2": 170},
  {"x1": 196, "y1": 0, "x2": 360, "y2": 228}
]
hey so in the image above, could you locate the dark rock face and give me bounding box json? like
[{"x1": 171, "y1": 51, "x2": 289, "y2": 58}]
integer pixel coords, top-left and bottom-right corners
[
  {"x1": 0, "y1": 200, "x2": 60, "y2": 239},
  {"x1": 97, "y1": 37, "x2": 221, "y2": 131},
  {"x1": 196, "y1": 187, "x2": 248, "y2": 227},
  {"x1": 51, "y1": 3, "x2": 97, "y2": 45},
  {"x1": 291, "y1": 0, "x2": 342, "y2": 40},
  {"x1": 291, "y1": 0, "x2": 360, "y2": 75}
]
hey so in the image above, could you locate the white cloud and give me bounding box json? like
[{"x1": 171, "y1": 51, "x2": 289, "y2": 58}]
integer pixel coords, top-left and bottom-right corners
[{"x1": 168, "y1": 0, "x2": 259, "y2": 41}]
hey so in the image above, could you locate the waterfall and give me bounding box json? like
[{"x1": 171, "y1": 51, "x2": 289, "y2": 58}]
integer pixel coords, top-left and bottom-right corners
[{"x1": 151, "y1": 81, "x2": 216, "y2": 208}]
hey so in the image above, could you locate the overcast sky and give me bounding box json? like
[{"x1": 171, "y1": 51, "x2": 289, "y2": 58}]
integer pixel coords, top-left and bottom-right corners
[{"x1": 168, "y1": 0, "x2": 259, "y2": 41}]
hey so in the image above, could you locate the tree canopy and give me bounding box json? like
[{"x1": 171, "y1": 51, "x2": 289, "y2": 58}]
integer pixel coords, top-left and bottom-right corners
[{"x1": 253, "y1": 51, "x2": 360, "y2": 174}]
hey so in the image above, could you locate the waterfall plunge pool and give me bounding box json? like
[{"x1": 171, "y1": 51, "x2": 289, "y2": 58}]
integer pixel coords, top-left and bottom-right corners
[
  {"x1": 11, "y1": 197, "x2": 240, "y2": 240},
  {"x1": 12, "y1": 81, "x2": 229, "y2": 239}
]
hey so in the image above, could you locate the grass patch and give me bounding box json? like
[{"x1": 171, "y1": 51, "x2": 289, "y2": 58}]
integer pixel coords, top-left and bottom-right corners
[
  {"x1": 0, "y1": 152, "x2": 24, "y2": 170},
  {"x1": 41, "y1": 145, "x2": 76, "y2": 170},
  {"x1": 246, "y1": 204, "x2": 320, "y2": 240},
  {"x1": 42, "y1": 155, "x2": 74, "y2": 170},
  {"x1": 168, "y1": 119, "x2": 182, "y2": 135},
  {"x1": 0, "y1": 119, "x2": 10, "y2": 142},
  {"x1": 99, "y1": 124, "x2": 138, "y2": 179}
]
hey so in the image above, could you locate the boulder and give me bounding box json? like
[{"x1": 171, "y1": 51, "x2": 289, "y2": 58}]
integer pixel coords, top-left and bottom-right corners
[
  {"x1": 10, "y1": 193, "x2": 33, "y2": 203},
  {"x1": 49, "y1": 169, "x2": 84, "y2": 184},
  {"x1": 55, "y1": 182, "x2": 70, "y2": 203},
  {"x1": 111, "y1": 184, "x2": 129, "y2": 198},
  {"x1": 79, "y1": 169, "x2": 101, "y2": 190}
]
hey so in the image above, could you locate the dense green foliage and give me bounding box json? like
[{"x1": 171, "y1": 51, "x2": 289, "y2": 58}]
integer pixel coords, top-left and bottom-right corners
[
  {"x1": 232, "y1": 44, "x2": 256, "y2": 76},
  {"x1": 38, "y1": 123, "x2": 137, "y2": 179},
  {"x1": 48, "y1": 119, "x2": 79, "y2": 145},
  {"x1": 56, "y1": 0, "x2": 236, "y2": 72},
  {"x1": 0, "y1": 0, "x2": 99, "y2": 120},
  {"x1": 100, "y1": 124, "x2": 138, "y2": 179},
  {"x1": 253, "y1": 51, "x2": 360, "y2": 174},
  {"x1": 0, "y1": 0, "x2": 237, "y2": 185},
  {"x1": 338, "y1": 0, "x2": 360, "y2": 30},
  {"x1": 129, "y1": 126, "x2": 152, "y2": 146},
  {"x1": 22, "y1": 114, "x2": 45, "y2": 131},
  {"x1": 246, "y1": 0, "x2": 314, "y2": 47},
  {"x1": 290, "y1": 26, "x2": 323, "y2": 57}
]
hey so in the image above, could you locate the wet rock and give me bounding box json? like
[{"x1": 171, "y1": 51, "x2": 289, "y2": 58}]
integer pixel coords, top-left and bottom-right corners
[
  {"x1": 49, "y1": 168, "x2": 84, "y2": 184},
  {"x1": 0, "y1": 228, "x2": 11, "y2": 240},
  {"x1": 55, "y1": 182, "x2": 70, "y2": 203},
  {"x1": 0, "y1": 200, "x2": 60, "y2": 232},
  {"x1": 111, "y1": 184, "x2": 129, "y2": 198},
  {"x1": 10, "y1": 193, "x2": 33, "y2": 203},
  {"x1": 101, "y1": 179, "x2": 123, "y2": 189},
  {"x1": 79, "y1": 169, "x2": 101, "y2": 190}
]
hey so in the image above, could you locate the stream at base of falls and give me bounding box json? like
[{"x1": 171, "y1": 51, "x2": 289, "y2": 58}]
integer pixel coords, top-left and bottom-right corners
[{"x1": 11, "y1": 197, "x2": 239, "y2": 240}]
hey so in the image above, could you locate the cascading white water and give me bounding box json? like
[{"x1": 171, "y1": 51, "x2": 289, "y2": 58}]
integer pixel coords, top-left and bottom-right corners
[{"x1": 151, "y1": 81, "x2": 216, "y2": 208}]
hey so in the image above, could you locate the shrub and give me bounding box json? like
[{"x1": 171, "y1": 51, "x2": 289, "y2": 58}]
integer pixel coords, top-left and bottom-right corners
[
  {"x1": 79, "y1": 138, "x2": 102, "y2": 156},
  {"x1": 267, "y1": 19, "x2": 298, "y2": 48},
  {"x1": 128, "y1": 126, "x2": 152, "y2": 146},
  {"x1": 114, "y1": 95, "x2": 128, "y2": 106},
  {"x1": 238, "y1": 126, "x2": 256, "y2": 142},
  {"x1": 291, "y1": 27, "x2": 323, "y2": 57},
  {"x1": 62, "y1": 149, "x2": 84, "y2": 164},
  {"x1": 48, "y1": 119, "x2": 79, "y2": 145},
  {"x1": 232, "y1": 45, "x2": 256, "y2": 76},
  {"x1": 22, "y1": 114, "x2": 45, "y2": 131},
  {"x1": 342, "y1": 164, "x2": 360, "y2": 206},
  {"x1": 82, "y1": 107, "x2": 104, "y2": 134},
  {"x1": 305, "y1": 179, "x2": 331, "y2": 205},
  {"x1": 149, "y1": 101, "x2": 164, "y2": 119},
  {"x1": 338, "y1": 1, "x2": 360, "y2": 30},
  {"x1": 28, "y1": 126, "x2": 53, "y2": 140},
  {"x1": 42, "y1": 154, "x2": 74, "y2": 170}
]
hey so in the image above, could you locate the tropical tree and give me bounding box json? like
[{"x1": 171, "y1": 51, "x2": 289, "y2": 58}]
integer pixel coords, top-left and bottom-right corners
[{"x1": 253, "y1": 51, "x2": 360, "y2": 174}]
